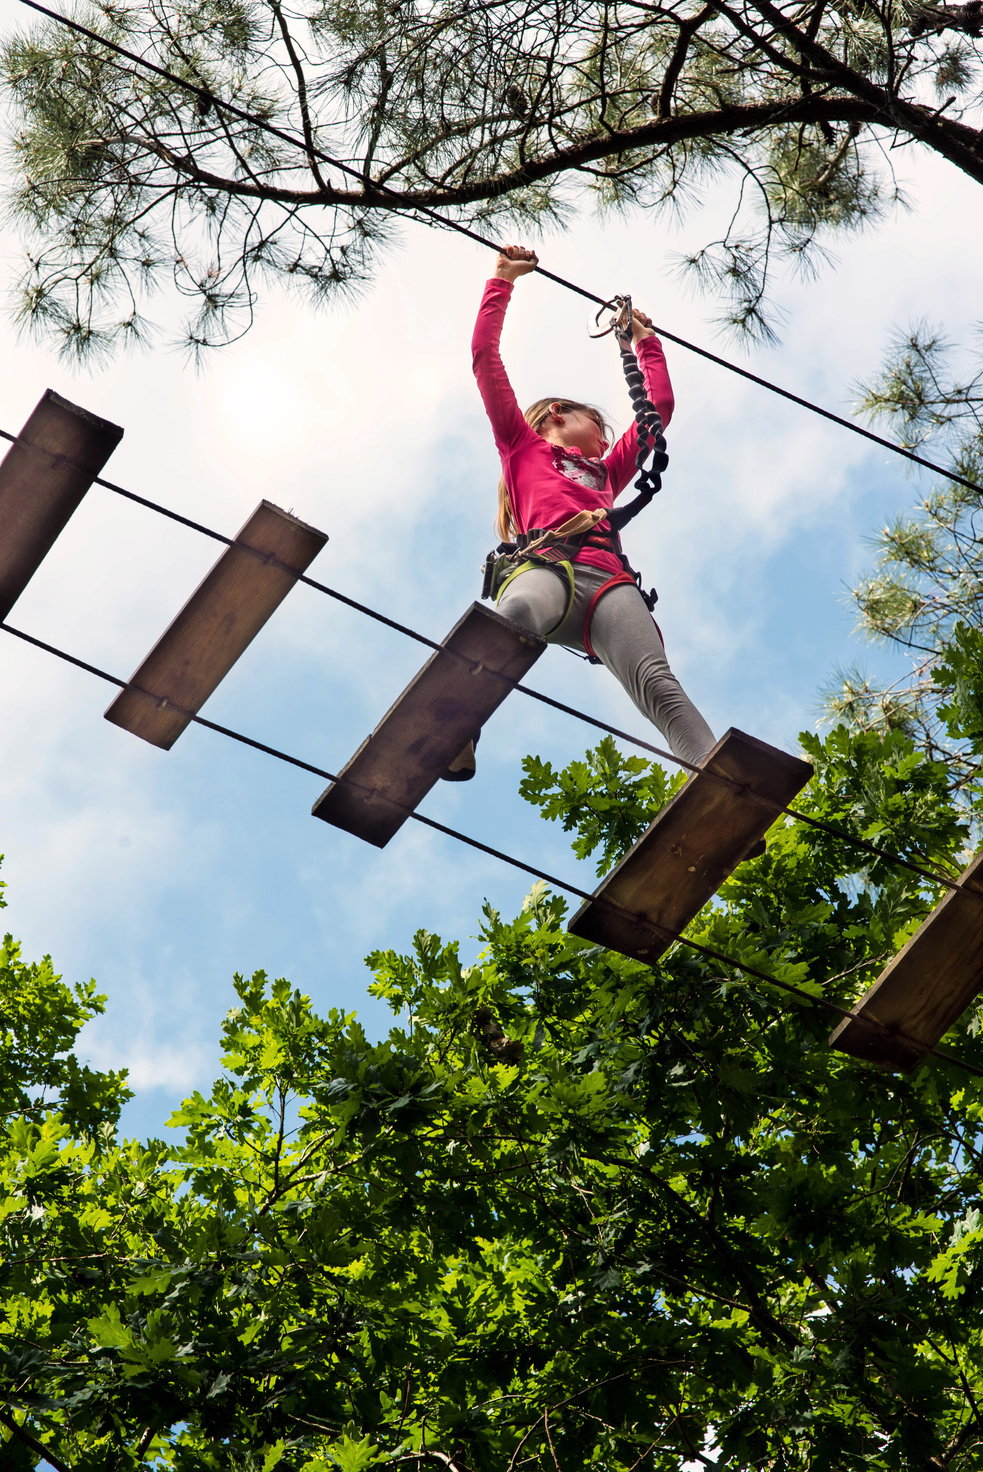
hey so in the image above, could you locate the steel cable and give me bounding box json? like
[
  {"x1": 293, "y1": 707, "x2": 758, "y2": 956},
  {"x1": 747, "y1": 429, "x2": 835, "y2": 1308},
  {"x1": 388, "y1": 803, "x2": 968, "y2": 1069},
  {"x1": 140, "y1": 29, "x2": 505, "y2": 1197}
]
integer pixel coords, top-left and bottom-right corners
[
  {"x1": 0, "y1": 420, "x2": 972, "y2": 900},
  {"x1": 5, "y1": 4, "x2": 983, "y2": 1071},
  {"x1": 12, "y1": 0, "x2": 983, "y2": 498},
  {"x1": 3, "y1": 615, "x2": 982, "y2": 1080}
]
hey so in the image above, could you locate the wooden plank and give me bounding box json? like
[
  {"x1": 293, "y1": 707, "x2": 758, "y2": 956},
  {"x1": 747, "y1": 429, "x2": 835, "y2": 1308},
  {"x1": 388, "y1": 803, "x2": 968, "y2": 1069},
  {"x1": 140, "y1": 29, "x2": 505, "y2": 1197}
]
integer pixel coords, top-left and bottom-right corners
[
  {"x1": 829, "y1": 852, "x2": 983, "y2": 1071},
  {"x1": 104, "y1": 500, "x2": 326, "y2": 749},
  {"x1": 0, "y1": 389, "x2": 123, "y2": 618},
  {"x1": 312, "y1": 602, "x2": 545, "y2": 846},
  {"x1": 568, "y1": 728, "x2": 813, "y2": 964}
]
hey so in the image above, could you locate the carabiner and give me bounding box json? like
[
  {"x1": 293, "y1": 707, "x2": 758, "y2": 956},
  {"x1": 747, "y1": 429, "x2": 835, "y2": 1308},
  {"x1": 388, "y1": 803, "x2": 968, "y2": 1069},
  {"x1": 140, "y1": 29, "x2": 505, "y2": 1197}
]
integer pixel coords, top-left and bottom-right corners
[{"x1": 588, "y1": 294, "x2": 633, "y2": 342}]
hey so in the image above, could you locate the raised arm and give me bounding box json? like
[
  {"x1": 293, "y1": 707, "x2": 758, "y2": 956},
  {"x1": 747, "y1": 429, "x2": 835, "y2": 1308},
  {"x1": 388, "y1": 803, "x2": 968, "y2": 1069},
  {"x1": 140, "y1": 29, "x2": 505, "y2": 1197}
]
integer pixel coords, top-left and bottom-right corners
[
  {"x1": 604, "y1": 309, "x2": 676, "y2": 496},
  {"x1": 471, "y1": 246, "x2": 540, "y2": 455}
]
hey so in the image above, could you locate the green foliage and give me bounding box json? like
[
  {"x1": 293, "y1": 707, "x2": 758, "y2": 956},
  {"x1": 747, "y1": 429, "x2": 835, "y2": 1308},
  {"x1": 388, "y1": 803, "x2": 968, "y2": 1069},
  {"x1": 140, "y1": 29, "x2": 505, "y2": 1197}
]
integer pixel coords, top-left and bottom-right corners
[
  {"x1": 934, "y1": 621, "x2": 983, "y2": 744},
  {"x1": 3, "y1": 721, "x2": 983, "y2": 1469},
  {"x1": 519, "y1": 734, "x2": 687, "y2": 873},
  {"x1": 828, "y1": 325, "x2": 983, "y2": 807},
  {"x1": 0, "y1": 912, "x2": 130, "y2": 1133},
  {"x1": 1, "y1": 0, "x2": 981, "y2": 353}
]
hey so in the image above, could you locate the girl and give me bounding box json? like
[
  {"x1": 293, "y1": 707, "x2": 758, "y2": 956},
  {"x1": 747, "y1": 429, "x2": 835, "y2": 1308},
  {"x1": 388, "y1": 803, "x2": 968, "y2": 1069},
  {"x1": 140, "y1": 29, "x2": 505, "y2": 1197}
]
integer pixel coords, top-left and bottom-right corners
[{"x1": 461, "y1": 243, "x2": 715, "y2": 775}]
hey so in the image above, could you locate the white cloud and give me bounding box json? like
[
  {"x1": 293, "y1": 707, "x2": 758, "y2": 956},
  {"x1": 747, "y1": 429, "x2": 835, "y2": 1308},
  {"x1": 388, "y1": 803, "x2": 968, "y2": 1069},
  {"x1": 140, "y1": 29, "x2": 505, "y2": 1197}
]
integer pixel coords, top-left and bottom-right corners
[
  {"x1": 84, "y1": 1030, "x2": 212, "y2": 1096},
  {"x1": 0, "y1": 10, "x2": 981, "y2": 1129}
]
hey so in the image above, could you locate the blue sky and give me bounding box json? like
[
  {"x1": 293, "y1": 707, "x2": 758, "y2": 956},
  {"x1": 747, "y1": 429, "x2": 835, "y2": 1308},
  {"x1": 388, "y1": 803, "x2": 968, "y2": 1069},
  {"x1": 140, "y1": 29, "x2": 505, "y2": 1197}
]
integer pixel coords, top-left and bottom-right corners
[{"x1": 0, "y1": 0, "x2": 979, "y2": 1137}]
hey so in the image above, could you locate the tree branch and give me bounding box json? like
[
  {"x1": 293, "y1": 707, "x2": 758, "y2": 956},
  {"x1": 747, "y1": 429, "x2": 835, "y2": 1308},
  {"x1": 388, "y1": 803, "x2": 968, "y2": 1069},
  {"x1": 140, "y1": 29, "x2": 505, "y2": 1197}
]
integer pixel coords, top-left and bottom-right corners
[
  {"x1": 657, "y1": 5, "x2": 717, "y2": 119},
  {"x1": 745, "y1": 0, "x2": 983, "y2": 183},
  {"x1": 135, "y1": 92, "x2": 887, "y2": 212},
  {"x1": 0, "y1": 1410, "x2": 72, "y2": 1472},
  {"x1": 267, "y1": 0, "x2": 329, "y2": 189},
  {"x1": 909, "y1": 1, "x2": 983, "y2": 37}
]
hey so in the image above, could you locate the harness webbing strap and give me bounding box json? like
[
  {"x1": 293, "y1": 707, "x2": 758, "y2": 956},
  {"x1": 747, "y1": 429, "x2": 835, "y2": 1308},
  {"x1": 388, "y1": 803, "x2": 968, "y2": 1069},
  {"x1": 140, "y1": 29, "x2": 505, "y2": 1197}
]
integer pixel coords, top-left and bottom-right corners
[
  {"x1": 495, "y1": 556, "x2": 575, "y2": 636},
  {"x1": 497, "y1": 557, "x2": 654, "y2": 665},
  {"x1": 521, "y1": 507, "x2": 607, "y2": 556},
  {"x1": 581, "y1": 571, "x2": 642, "y2": 660},
  {"x1": 483, "y1": 306, "x2": 668, "y2": 636}
]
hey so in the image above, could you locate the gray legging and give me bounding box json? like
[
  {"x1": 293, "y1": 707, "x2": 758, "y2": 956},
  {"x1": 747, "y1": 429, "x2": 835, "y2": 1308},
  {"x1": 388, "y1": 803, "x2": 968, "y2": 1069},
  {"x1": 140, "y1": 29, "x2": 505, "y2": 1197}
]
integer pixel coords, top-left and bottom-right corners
[{"x1": 497, "y1": 561, "x2": 716, "y2": 768}]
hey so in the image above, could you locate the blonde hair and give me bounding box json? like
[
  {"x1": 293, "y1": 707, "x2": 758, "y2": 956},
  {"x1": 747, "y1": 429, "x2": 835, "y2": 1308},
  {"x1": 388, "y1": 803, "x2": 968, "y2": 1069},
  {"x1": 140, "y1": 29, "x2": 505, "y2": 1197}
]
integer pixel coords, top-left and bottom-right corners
[{"x1": 495, "y1": 398, "x2": 612, "y2": 540}]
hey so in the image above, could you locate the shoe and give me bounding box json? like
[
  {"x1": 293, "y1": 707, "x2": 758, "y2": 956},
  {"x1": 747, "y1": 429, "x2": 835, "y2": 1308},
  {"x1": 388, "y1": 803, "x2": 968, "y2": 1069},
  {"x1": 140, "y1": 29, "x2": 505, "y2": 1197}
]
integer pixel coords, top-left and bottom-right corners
[{"x1": 442, "y1": 736, "x2": 478, "y2": 782}]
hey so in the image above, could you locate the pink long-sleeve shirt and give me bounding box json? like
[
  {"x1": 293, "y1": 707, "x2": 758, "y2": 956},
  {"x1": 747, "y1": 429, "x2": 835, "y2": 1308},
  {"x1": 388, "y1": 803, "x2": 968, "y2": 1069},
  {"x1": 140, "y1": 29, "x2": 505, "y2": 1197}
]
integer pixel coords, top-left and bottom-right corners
[{"x1": 471, "y1": 277, "x2": 674, "y2": 577}]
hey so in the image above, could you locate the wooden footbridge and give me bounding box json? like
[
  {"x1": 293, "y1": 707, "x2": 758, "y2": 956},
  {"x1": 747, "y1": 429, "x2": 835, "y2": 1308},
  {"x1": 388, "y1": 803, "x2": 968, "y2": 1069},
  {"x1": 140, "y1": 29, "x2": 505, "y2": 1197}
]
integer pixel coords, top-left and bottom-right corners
[{"x1": 2, "y1": 389, "x2": 981, "y2": 1074}]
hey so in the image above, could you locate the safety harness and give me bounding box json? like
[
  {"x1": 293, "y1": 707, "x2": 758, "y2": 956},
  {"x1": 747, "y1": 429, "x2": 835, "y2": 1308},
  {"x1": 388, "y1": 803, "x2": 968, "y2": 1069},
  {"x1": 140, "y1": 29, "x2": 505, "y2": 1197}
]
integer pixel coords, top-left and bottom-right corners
[{"x1": 481, "y1": 295, "x2": 669, "y2": 663}]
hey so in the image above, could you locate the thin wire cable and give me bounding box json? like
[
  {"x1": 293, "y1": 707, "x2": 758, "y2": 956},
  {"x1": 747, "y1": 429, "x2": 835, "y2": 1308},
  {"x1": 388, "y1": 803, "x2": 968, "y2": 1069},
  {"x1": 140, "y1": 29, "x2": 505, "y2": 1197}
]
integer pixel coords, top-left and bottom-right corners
[
  {"x1": 0, "y1": 419, "x2": 972, "y2": 898},
  {"x1": 4, "y1": 14, "x2": 978, "y2": 891},
  {"x1": 3, "y1": 12, "x2": 979, "y2": 1067},
  {"x1": 3, "y1": 616, "x2": 981, "y2": 1079},
  {"x1": 0, "y1": 618, "x2": 582, "y2": 896},
  {"x1": 14, "y1": 0, "x2": 983, "y2": 499},
  {"x1": 6, "y1": 9, "x2": 980, "y2": 890}
]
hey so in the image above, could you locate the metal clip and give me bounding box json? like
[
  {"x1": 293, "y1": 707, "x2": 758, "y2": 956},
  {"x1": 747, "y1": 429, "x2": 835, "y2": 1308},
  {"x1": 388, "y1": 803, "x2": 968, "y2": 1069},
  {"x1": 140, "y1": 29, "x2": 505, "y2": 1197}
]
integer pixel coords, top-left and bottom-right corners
[{"x1": 588, "y1": 294, "x2": 633, "y2": 341}]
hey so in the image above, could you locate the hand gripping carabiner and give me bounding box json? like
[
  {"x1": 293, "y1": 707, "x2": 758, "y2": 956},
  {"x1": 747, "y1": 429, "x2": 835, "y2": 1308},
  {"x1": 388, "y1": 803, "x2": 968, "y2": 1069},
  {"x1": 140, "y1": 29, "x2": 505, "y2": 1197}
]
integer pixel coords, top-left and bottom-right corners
[{"x1": 588, "y1": 294, "x2": 633, "y2": 343}]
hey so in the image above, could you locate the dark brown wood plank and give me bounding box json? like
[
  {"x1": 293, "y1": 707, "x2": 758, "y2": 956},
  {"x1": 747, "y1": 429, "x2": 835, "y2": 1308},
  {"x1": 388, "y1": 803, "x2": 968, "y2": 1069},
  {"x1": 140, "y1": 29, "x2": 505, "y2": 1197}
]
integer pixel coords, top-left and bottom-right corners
[
  {"x1": 105, "y1": 500, "x2": 326, "y2": 749},
  {"x1": 312, "y1": 602, "x2": 545, "y2": 846},
  {"x1": 829, "y1": 852, "x2": 983, "y2": 1071},
  {"x1": 0, "y1": 390, "x2": 123, "y2": 618},
  {"x1": 568, "y1": 728, "x2": 813, "y2": 964}
]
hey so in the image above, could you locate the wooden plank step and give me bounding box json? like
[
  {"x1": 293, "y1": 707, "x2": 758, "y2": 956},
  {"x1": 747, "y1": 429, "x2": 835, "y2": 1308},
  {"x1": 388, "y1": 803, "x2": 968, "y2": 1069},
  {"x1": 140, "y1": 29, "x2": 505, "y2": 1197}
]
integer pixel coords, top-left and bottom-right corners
[
  {"x1": 0, "y1": 389, "x2": 123, "y2": 619},
  {"x1": 568, "y1": 728, "x2": 813, "y2": 964},
  {"x1": 313, "y1": 602, "x2": 545, "y2": 847},
  {"x1": 829, "y1": 851, "x2": 983, "y2": 1071},
  {"x1": 105, "y1": 500, "x2": 326, "y2": 749}
]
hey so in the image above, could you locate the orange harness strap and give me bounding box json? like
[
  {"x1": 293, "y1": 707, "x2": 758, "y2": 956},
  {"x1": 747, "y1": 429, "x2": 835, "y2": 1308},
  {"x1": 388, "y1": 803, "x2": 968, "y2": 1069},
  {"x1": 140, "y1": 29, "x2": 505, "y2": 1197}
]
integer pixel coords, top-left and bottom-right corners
[{"x1": 582, "y1": 572, "x2": 664, "y2": 662}]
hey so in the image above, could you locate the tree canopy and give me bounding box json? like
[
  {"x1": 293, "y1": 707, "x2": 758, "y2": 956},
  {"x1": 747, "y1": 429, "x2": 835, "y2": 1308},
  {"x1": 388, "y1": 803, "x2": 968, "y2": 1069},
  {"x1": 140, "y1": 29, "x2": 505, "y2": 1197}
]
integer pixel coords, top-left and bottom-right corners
[
  {"x1": 4, "y1": 9, "x2": 983, "y2": 1468},
  {"x1": 4, "y1": 720, "x2": 983, "y2": 1471},
  {"x1": 830, "y1": 325, "x2": 983, "y2": 790},
  {"x1": 1, "y1": 0, "x2": 982, "y2": 355}
]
